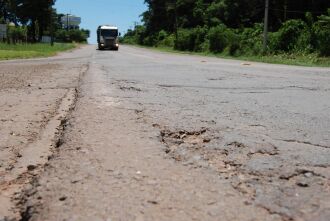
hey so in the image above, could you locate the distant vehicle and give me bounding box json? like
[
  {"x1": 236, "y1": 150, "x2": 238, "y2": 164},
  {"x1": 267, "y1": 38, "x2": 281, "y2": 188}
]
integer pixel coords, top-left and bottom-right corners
[{"x1": 97, "y1": 25, "x2": 119, "y2": 50}]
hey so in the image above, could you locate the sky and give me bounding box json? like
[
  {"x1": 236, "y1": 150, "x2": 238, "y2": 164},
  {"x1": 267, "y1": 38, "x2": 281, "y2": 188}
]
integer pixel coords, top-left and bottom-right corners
[{"x1": 55, "y1": 0, "x2": 147, "y2": 44}]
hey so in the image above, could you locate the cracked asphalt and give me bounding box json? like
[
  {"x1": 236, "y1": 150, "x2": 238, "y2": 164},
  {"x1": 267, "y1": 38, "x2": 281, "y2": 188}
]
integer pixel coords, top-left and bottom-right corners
[{"x1": 1, "y1": 45, "x2": 330, "y2": 221}]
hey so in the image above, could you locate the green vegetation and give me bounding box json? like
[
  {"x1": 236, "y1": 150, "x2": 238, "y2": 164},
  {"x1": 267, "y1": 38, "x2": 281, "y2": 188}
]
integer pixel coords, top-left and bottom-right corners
[
  {"x1": 54, "y1": 29, "x2": 90, "y2": 43},
  {"x1": 5, "y1": 25, "x2": 90, "y2": 44},
  {"x1": 0, "y1": 0, "x2": 88, "y2": 60},
  {"x1": 0, "y1": 42, "x2": 75, "y2": 60},
  {"x1": 128, "y1": 44, "x2": 330, "y2": 67},
  {"x1": 1, "y1": 1, "x2": 89, "y2": 43},
  {"x1": 1, "y1": 0, "x2": 57, "y2": 42},
  {"x1": 123, "y1": 0, "x2": 330, "y2": 66}
]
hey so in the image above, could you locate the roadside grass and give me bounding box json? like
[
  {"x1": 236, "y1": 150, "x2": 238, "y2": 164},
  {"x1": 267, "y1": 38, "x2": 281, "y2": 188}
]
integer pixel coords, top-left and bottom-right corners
[
  {"x1": 0, "y1": 43, "x2": 76, "y2": 60},
  {"x1": 124, "y1": 44, "x2": 330, "y2": 67}
]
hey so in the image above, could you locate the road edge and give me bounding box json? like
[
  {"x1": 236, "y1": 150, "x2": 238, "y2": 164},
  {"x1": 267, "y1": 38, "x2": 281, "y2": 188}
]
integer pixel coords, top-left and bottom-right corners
[{"x1": 0, "y1": 88, "x2": 78, "y2": 221}]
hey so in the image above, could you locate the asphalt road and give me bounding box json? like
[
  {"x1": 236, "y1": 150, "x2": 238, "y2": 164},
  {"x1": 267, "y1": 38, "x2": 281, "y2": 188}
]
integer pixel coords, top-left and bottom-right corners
[{"x1": 1, "y1": 45, "x2": 330, "y2": 221}]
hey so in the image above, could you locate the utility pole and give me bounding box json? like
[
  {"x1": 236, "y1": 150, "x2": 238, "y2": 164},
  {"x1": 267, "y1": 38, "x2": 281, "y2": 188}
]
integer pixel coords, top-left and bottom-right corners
[
  {"x1": 263, "y1": 0, "x2": 269, "y2": 53},
  {"x1": 284, "y1": 0, "x2": 287, "y2": 21},
  {"x1": 50, "y1": 9, "x2": 54, "y2": 46},
  {"x1": 174, "y1": 1, "x2": 178, "y2": 48},
  {"x1": 66, "y1": 13, "x2": 69, "y2": 31}
]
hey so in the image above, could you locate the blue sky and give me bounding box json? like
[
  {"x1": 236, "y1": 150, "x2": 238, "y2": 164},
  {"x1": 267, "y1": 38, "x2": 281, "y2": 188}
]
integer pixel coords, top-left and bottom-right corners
[{"x1": 55, "y1": 0, "x2": 147, "y2": 43}]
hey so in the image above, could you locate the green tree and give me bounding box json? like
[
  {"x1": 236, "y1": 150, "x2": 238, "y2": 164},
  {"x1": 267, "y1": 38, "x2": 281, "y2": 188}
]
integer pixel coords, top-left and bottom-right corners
[
  {"x1": 125, "y1": 0, "x2": 330, "y2": 56},
  {"x1": 16, "y1": 0, "x2": 56, "y2": 42},
  {"x1": 0, "y1": 0, "x2": 17, "y2": 24},
  {"x1": 312, "y1": 9, "x2": 330, "y2": 56}
]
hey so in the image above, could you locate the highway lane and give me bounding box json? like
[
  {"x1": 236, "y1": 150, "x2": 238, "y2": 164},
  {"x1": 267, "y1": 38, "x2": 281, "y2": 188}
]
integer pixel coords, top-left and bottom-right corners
[{"x1": 16, "y1": 45, "x2": 330, "y2": 221}]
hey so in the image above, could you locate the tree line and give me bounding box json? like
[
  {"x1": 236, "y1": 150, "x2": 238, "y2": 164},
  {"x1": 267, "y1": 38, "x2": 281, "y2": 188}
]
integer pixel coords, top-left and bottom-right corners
[
  {"x1": 0, "y1": 0, "x2": 89, "y2": 43},
  {"x1": 123, "y1": 0, "x2": 330, "y2": 56}
]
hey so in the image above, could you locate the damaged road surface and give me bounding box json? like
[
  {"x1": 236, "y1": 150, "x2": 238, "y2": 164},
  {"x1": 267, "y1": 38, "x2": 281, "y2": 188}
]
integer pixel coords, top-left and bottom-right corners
[
  {"x1": 0, "y1": 47, "x2": 91, "y2": 220},
  {"x1": 1, "y1": 45, "x2": 330, "y2": 221}
]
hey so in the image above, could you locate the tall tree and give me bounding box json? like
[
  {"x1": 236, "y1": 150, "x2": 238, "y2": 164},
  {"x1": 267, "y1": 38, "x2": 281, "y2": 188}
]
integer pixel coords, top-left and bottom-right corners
[
  {"x1": 16, "y1": 0, "x2": 55, "y2": 42},
  {"x1": 142, "y1": 0, "x2": 330, "y2": 35},
  {"x1": 0, "y1": 0, "x2": 17, "y2": 23}
]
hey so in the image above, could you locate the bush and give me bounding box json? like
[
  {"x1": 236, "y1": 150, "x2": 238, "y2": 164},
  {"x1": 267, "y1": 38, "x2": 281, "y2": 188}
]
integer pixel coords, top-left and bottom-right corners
[
  {"x1": 125, "y1": 25, "x2": 148, "y2": 45},
  {"x1": 207, "y1": 24, "x2": 239, "y2": 54},
  {"x1": 121, "y1": 35, "x2": 136, "y2": 44},
  {"x1": 207, "y1": 24, "x2": 230, "y2": 53},
  {"x1": 313, "y1": 24, "x2": 330, "y2": 56},
  {"x1": 268, "y1": 31, "x2": 280, "y2": 52},
  {"x1": 143, "y1": 35, "x2": 157, "y2": 46},
  {"x1": 156, "y1": 30, "x2": 175, "y2": 48},
  {"x1": 275, "y1": 19, "x2": 310, "y2": 52},
  {"x1": 226, "y1": 30, "x2": 240, "y2": 55},
  {"x1": 228, "y1": 38, "x2": 240, "y2": 55},
  {"x1": 312, "y1": 9, "x2": 330, "y2": 56},
  {"x1": 55, "y1": 29, "x2": 88, "y2": 43},
  {"x1": 135, "y1": 26, "x2": 148, "y2": 45},
  {"x1": 175, "y1": 28, "x2": 196, "y2": 51},
  {"x1": 68, "y1": 29, "x2": 87, "y2": 42},
  {"x1": 174, "y1": 27, "x2": 208, "y2": 51},
  {"x1": 193, "y1": 26, "x2": 208, "y2": 52},
  {"x1": 55, "y1": 29, "x2": 69, "y2": 42},
  {"x1": 122, "y1": 11, "x2": 330, "y2": 58},
  {"x1": 122, "y1": 25, "x2": 148, "y2": 45},
  {"x1": 157, "y1": 30, "x2": 167, "y2": 42},
  {"x1": 158, "y1": 33, "x2": 175, "y2": 48},
  {"x1": 122, "y1": 29, "x2": 136, "y2": 44},
  {"x1": 239, "y1": 24, "x2": 264, "y2": 55},
  {"x1": 8, "y1": 26, "x2": 27, "y2": 43}
]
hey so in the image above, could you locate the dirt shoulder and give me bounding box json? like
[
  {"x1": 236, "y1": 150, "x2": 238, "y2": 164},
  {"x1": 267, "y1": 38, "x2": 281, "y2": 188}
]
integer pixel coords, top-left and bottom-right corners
[{"x1": 0, "y1": 46, "x2": 91, "y2": 220}]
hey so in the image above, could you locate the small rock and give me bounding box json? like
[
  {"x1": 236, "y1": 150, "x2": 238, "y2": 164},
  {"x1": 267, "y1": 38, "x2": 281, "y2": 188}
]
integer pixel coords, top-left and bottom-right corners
[
  {"x1": 71, "y1": 179, "x2": 80, "y2": 184},
  {"x1": 207, "y1": 210, "x2": 218, "y2": 217},
  {"x1": 27, "y1": 165, "x2": 36, "y2": 171},
  {"x1": 147, "y1": 200, "x2": 158, "y2": 205},
  {"x1": 180, "y1": 134, "x2": 187, "y2": 139},
  {"x1": 296, "y1": 181, "x2": 309, "y2": 188},
  {"x1": 304, "y1": 172, "x2": 313, "y2": 178},
  {"x1": 59, "y1": 196, "x2": 67, "y2": 201},
  {"x1": 152, "y1": 124, "x2": 160, "y2": 128},
  {"x1": 207, "y1": 200, "x2": 217, "y2": 205},
  {"x1": 203, "y1": 138, "x2": 211, "y2": 143}
]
